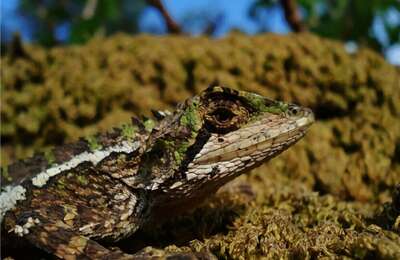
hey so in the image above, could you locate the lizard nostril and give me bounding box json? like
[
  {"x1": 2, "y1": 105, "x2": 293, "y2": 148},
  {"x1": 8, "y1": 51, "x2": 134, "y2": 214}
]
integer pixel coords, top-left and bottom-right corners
[
  {"x1": 218, "y1": 138, "x2": 224, "y2": 143},
  {"x1": 287, "y1": 105, "x2": 303, "y2": 117}
]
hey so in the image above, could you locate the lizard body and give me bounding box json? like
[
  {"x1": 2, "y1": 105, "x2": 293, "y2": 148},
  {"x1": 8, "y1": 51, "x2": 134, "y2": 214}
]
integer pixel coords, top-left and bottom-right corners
[{"x1": 1, "y1": 86, "x2": 314, "y2": 259}]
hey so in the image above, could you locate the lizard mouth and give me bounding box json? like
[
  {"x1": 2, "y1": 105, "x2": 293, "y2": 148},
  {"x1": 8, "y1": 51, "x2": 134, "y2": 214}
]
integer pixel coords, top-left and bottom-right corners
[
  {"x1": 294, "y1": 108, "x2": 314, "y2": 128},
  {"x1": 192, "y1": 110, "x2": 314, "y2": 165}
]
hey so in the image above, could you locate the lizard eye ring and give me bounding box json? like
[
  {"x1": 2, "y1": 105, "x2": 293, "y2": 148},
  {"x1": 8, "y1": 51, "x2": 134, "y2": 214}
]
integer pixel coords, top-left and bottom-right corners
[
  {"x1": 201, "y1": 92, "x2": 251, "y2": 134},
  {"x1": 204, "y1": 105, "x2": 249, "y2": 134},
  {"x1": 210, "y1": 108, "x2": 235, "y2": 124}
]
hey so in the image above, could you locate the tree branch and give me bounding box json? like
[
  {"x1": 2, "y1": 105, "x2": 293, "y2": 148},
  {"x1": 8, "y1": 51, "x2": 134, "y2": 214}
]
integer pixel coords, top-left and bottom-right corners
[
  {"x1": 147, "y1": 0, "x2": 182, "y2": 34},
  {"x1": 280, "y1": 0, "x2": 306, "y2": 32},
  {"x1": 82, "y1": 0, "x2": 98, "y2": 20}
]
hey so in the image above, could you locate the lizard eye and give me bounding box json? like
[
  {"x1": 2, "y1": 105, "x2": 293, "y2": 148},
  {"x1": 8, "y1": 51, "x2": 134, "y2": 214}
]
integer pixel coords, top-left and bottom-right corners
[
  {"x1": 201, "y1": 91, "x2": 251, "y2": 134},
  {"x1": 205, "y1": 105, "x2": 248, "y2": 134},
  {"x1": 211, "y1": 108, "x2": 235, "y2": 123}
]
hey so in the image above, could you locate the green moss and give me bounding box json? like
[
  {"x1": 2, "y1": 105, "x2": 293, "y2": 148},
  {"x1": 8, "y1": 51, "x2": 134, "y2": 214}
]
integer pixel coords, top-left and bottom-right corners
[
  {"x1": 44, "y1": 149, "x2": 56, "y2": 166},
  {"x1": 63, "y1": 204, "x2": 78, "y2": 215},
  {"x1": 85, "y1": 135, "x2": 102, "y2": 151},
  {"x1": 174, "y1": 142, "x2": 190, "y2": 164},
  {"x1": 180, "y1": 100, "x2": 202, "y2": 134},
  {"x1": 245, "y1": 93, "x2": 288, "y2": 114},
  {"x1": 56, "y1": 178, "x2": 66, "y2": 190},
  {"x1": 144, "y1": 119, "x2": 156, "y2": 132},
  {"x1": 121, "y1": 123, "x2": 138, "y2": 140},
  {"x1": 76, "y1": 175, "x2": 89, "y2": 186},
  {"x1": 1, "y1": 167, "x2": 12, "y2": 182}
]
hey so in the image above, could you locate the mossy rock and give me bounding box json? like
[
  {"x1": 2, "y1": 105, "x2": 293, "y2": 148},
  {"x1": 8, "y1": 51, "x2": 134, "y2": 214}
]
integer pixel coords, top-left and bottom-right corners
[{"x1": 1, "y1": 33, "x2": 399, "y2": 259}]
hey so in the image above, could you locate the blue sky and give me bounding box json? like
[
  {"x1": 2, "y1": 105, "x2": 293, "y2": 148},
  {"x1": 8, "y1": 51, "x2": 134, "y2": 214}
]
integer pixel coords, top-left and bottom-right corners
[
  {"x1": 1, "y1": 0, "x2": 399, "y2": 65},
  {"x1": 139, "y1": 0, "x2": 290, "y2": 35}
]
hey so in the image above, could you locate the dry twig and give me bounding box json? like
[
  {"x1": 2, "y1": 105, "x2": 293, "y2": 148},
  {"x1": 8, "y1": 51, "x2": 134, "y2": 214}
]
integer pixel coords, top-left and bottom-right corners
[
  {"x1": 147, "y1": 0, "x2": 182, "y2": 34},
  {"x1": 280, "y1": 0, "x2": 306, "y2": 32}
]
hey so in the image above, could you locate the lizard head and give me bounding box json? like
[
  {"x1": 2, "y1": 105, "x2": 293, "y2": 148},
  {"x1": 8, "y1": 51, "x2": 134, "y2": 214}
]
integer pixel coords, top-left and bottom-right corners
[{"x1": 138, "y1": 86, "x2": 314, "y2": 204}]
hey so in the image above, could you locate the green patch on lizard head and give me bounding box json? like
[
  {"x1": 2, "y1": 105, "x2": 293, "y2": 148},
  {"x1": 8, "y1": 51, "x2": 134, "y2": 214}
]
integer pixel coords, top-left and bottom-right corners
[
  {"x1": 176, "y1": 85, "x2": 311, "y2": 139},
  {"x1": 243, "y1": 91, "x2": 289, "y2": 114},
  {"x1": 180, "y1": 99, "x2": 202, "y2": 135},
  {"x1": 193, "y1": 86, "x2": 292, "y2": 133}
]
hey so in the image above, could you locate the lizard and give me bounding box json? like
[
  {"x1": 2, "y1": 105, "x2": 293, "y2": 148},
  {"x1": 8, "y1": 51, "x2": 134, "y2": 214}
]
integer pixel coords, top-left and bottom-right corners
[{"x1": 0, "y1": 86, "x2": 314, "y2": 259}]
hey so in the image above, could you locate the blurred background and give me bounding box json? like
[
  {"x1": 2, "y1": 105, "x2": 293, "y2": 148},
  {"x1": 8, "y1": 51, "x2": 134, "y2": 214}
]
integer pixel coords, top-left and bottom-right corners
[{"x1": 1, "y1": 0, "x2": 399, "y2": 65}]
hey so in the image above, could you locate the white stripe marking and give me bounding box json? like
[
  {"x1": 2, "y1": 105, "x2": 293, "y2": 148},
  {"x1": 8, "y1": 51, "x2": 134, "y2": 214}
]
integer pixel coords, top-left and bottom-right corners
[
  {"x1": 0, "y1": 141, "x2": 140, "y2": 223},
  {"x1": 32, "y1": 141, "x2": 140, "y2": 187},
  {"x1": 0, "y1": 185, "x2": 26, "y2": 222}
]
